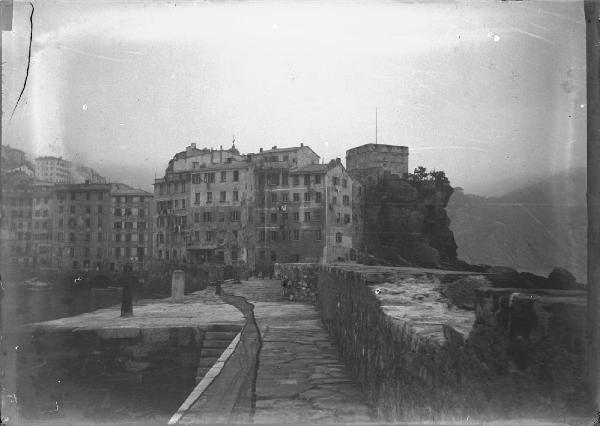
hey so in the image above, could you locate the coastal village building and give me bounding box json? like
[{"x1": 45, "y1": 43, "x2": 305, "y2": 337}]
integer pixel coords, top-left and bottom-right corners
[
  {"x1": 1, "y1": 175, "x2": 153, "y2": 273},
  {"x1": 109, "y1": 184, "x2": 153, "y2": 271},
  {"x1": 153, "y1": 143, "x2": 355, "y2": 270},
  {"x1": 34, "y1": 156, "x2": 73, "y2": 184}
]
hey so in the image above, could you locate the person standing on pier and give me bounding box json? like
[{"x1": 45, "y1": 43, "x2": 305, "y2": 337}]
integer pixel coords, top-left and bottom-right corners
[{"x1": 120, "y1": 264, "x2": 135, "y2": 317}]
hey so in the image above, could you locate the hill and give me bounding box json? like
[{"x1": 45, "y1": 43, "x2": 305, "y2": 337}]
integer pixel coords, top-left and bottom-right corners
[{"x1": 447, "y1": 168, "x2": 586, "y2": 282}]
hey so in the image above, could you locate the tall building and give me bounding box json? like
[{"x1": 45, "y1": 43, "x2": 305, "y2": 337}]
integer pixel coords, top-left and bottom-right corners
[
  {"x1": 153, "y1": 143, "x2": 355, "y2": 270},
  {"x1": 34, "y1": 156, "x2": 73, "y2": 184},
  {"x1": 1, "y1": 178, "x2": 153, "y2": 273},
  {"x1": 108, "y1": 183, "x2": 153, "y2": 271},
  {"x1": 52, "y1": 183, "x2": 112, "y2": 271}
]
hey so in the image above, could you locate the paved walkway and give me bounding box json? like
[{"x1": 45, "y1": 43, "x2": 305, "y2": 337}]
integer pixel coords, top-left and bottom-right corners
[{"x1": 223, "y1": 279, "x2": 373, "y2": 424}]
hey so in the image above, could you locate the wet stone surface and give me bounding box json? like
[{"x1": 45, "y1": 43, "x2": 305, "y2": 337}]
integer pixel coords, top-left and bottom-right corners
[{"x1": 222, "y1": 279, "x2": 374, "y2": 424}]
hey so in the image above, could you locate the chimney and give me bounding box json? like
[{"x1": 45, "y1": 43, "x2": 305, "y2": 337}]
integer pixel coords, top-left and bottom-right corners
[
  {"x1": 191, "y1": 143, "x2": 196, "y2": 149},
  {"x1": 336, "y1": 158, "x2": 341, "y2": 164},
  {"x1": 272, "y1": 145, "x2": 277, "y2": 150},
  {"x1": 259, "y1": 148, "x2": 263, "y2": 153},
  {"x1": 300, "y1": 143, "x2": 304, "y2": 147}
]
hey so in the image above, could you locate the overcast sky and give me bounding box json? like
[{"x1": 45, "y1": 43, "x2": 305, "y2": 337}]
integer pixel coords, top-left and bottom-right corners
[{"x1": 2, "y1": 0, "x2": 586, "y2": 195}]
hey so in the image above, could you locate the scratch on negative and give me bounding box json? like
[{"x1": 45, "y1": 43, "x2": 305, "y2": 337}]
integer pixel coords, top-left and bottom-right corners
[{"x1": 10, "y1": 2, "x2": 34, "y2": 122}]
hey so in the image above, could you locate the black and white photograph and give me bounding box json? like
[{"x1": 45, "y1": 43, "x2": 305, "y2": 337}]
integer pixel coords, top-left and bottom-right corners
[{"x1": 0, "y1": 0, "x2": 597, "y2": 424}]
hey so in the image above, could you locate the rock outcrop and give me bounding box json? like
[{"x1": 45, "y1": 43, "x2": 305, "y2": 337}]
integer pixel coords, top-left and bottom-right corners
[{"x1": 361, "y1": 172, "x2": 457, "y2": 267}]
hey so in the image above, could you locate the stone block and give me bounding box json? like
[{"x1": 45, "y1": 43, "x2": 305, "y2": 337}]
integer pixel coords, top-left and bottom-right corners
[{"x1": 171, "y1": 270, "x2": 185, "y2": 302}]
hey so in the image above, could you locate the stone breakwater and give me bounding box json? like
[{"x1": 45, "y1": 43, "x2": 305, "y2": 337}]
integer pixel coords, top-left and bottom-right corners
[{"x1": 275, "y1": 263, "x2": 589, "y2": 422}]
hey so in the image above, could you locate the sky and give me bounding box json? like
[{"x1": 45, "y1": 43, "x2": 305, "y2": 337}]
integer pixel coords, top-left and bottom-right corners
[{"x1": 2, "y1": 0, "x2": 587, "y2": 195}]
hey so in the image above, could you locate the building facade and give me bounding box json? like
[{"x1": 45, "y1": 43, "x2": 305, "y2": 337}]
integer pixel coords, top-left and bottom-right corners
[
  {"x1": 1, "y1": 177, "x2": 153, "y2": 274},
  {"x1": 34, "y1": 156, "x2": 73, "y2": 184},
  {"x1": 108, "y1": 184, "x2": 153, "y2": 271},
  {"x1": 153, "y1": 143, "x2": 355, "y2": 270}
]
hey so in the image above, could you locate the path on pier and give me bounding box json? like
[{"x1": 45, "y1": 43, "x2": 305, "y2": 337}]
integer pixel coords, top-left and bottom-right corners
[{"x1": 222, "y1": 279, "x2": 373, "y2": 424}]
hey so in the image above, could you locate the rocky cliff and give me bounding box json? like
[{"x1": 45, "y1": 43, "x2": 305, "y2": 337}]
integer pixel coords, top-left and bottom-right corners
[{"x1": 361, "y1": 170, "x2": 457, "y2": 267}]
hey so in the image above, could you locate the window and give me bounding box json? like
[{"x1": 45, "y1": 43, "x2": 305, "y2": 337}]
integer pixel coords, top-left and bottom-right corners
[
  {"x1": 293, "y1": 193, "x2": 300, "y2": 202},
  {"x1": 182, "y1": 199, "x2": 186, "y2": 209},
  {"x1": 259, "y1": 250, "x2": 265, "y2": 260},
  {"x1": 315, "y1": 230, "x2": 322, "y2": 241},
  {"x1": 260, "y1": 213, "x2": 266, "y2": 223},
  {"x1": 336, "y1": 232, "x2": 342, "y2": 243},
  {"x1": 218, "y1": 212, "x2": 225, "y2": 222},
  {"x1": 281, "y1": 230, "x2": 287, "y2": 241},
  {"x1": 304, "y1": 193, "x2": 311, "y2": 202},
  {"x1": 114, "y1": 222, "x2": 122, "y2": 229},
  {"x1": 337, "y1": 212, "x2": 341, "y2": 223},
  {"x1": 206, "y1": 231, "x2": 212, "y2": 242},
  {"x1": 220, "y1": 191, "x2": 226, "y2": 203},
  {"x1": 70, "y1": 233, "x2": 75, "y2": 242},
  {"x1": 194, "y1": 212, "x2": 200, "y2": 223},
  {"x1": 125, "y1": 222, "x2": 133, "y2": 230},
  {"x1": 282, "y1": 171, "x2": 289, "y2": 186},
  {"x1": 343, "y1": 195, "x2": 350, "y2": 206},
  {"x1": 232, "y1": 230, "x2": 238, "y2": 240},
  {"x1": 267, "y1": 173, "x2": 279, "y2": 185},
  {"x1": 304, "y1": 211, "x2": 311, "y2": 222},
  {"x1": 98, "y1": 232, "x2": 102, "y2": 242},
  {"x1": 271, "y1": 193, "x2": 277, "y2": 203},
  {"x1": 293, "y1": 176, "x2": 299, "y2": 186},
  {"x1": 333, "y1": 177, "x2": 339, "y2": 186},
  {"x1": 281, "y1": 192, "x2": 289, "y2": 202},
  {"x1": 293, "y1": 212, "x2": 300, "y2": 222},
  {"x1": 315, "y1": 192, "x2": 322, "y2": 203},
  {"x1": 293, "y1": 230, "x2": 300, "y2": 241},
  {"x1": 315, "y1": 175, "x2": 321, "y2": 184},
  {"x1": 332, "y1": 196, "x2": 338, "y2": 205},
  {"x1": 85, "y1": 206, "x2": 91, "y2": 214},
  {"x1": 125, "y1": 234, "x2": 132, "y2": 242},
  {"x1": 138, "y1": 222, "x2": 147, "y2": 230},
  {"x1": 207, "y1": 192, "x2": 213, "y2": 203},
  {"x1": 114, "y1": 208, "x2": 122, "y2": 216},
  {"x1": 57, "y1": 232, "x2": 64, "y2": 241},
  {"x1": 233, "y1": 170, "x2": 239, "y2": 182},
  {"x1": 259, "y1": 230, "x2": 265, "y2": 242},
  {"x1": 304, "y1": 175, "x2": 311, "y2": 185},
  {"x1": 281, "y1": 212, "x2": 288, "y2": 221},
  {"x1": 204, "y1": 173, "x2": 215, "y2": 183},
  {"x1": 139, "y1": 234, "x2": 145, "y2": 243},
  {"x1": 221, "y1": 171, "x2": 227, "y2": 182},
  {"x1": 342, "y1": 179, "x2": 347, "y2": 188},
  {"x1": 195, "y1": 192, "x2": 201, "y2": 204},
  {"x1": 231, "y1": 250, "x2": 238, "y2": 262},
  {"x1": 174, "y1": 200, "x2": 179, "y2": 209},
  {"x1": 115, "y1": 234, "x2": 121, "y2": 242},
  {"x1": 315, "y1": 211, "x2": 322, "y2": 221},
  {"x1": 192, "y1": 174, "x2": 202, "y2": 184},
  {"x1": 85, "y1": 218, "x2": 91, "y2": 227},
  {"x1": 230, "y1": 210, "x2": 241, "y2": 222},
  {"x1": 203, "y1": 212, "x2": 212, "y2": 222},
  {"x1": 59, "y1": 206, "x2": 64, "y2": 214},
  {"x1": 98, "y1": 206, "x2": 103, "y2": 214},
  {"x1": 344, "y1": 214, "x2": 351, "y2": 224},
  {"x1": 271, "y1": 213, "x2": 277, "y2": 223},
  {"x1": 270, "y1": 230, "x2": 278, "y2": 241},
  {"x1": 195, "y1": 231, "x2": 200, "y2": 241},
  {"x1": 233, "y1": 191, "x2": 239, "y2": 202},
  {"x1": 271, "y1": 251, "x2": 277, "y2": 262}
]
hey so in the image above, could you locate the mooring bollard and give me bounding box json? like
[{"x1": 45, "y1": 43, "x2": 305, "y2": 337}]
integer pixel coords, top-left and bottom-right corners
[{"x1": 171, "y1": 270, "x2": 185, "y2": 303}]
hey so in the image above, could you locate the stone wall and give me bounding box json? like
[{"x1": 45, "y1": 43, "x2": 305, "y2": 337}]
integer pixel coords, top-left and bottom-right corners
[{"x1": 279, "y1": 263, "x2": 589, "y2": 422}]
